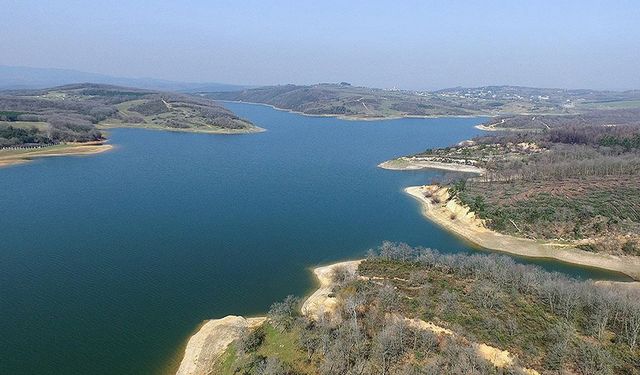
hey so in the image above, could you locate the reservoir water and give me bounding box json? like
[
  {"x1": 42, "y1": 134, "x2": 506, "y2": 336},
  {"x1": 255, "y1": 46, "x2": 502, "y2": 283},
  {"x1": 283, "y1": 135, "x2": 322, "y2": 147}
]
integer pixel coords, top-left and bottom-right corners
[{"x1": 0, "y1": 102, "x2": 629, "y2": 374}]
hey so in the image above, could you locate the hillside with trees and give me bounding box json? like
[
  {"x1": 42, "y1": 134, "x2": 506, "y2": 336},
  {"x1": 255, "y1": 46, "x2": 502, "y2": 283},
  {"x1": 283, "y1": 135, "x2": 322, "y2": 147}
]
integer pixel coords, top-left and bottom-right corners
[
  {"x1": 208, "y1": 243, "x2": 640, "y2": 374},
  {"x1": 205, "y1": 84, "x2": 640, "y2": 119},
  {"x1": 0, "y1": 83, "x2": 259, "y2": 148},
  {"x1": 480, "y1": 109, "x2": 640, "y2": 131},
  {"x1": 387, "y1": 110, "x2": 640, "y2": 256}
]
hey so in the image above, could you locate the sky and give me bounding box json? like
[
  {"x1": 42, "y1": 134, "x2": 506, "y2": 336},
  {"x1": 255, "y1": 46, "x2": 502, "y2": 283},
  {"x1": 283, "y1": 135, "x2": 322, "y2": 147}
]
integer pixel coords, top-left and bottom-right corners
[{"x1": 2, "y1": 0, "x2": 639, "y2": 90}]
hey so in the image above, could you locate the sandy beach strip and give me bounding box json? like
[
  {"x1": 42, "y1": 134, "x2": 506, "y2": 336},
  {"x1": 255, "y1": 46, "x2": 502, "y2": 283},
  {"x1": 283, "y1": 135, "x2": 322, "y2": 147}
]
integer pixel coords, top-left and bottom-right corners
[
  {"x1": 217, "y1": 100, "x2": 489, "y2": 122},
  {"x1": 0, "y1": 142, "x2": 113, "y2": 168},
  {"x1": 378, "y1": 157, "x2": 485, "y2": 174},
  {"x1": 405, "y1": 185, "x2": 640, "y2": 280}
]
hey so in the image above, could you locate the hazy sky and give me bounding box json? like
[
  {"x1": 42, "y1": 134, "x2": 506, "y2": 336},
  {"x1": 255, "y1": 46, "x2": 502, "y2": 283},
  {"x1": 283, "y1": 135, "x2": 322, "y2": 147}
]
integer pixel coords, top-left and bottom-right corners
[{"x1": 2, "y1": 0, "x2": 639, "y2": 90}]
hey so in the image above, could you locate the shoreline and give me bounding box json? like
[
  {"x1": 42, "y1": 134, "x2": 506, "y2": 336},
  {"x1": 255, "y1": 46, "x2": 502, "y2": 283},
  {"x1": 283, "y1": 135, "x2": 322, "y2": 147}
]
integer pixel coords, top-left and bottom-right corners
[
  {"x1": 174, "y1": 258, "x2": 557, "y2": 374},
  {"x1": 97, "y1": 123, "x2": 266, "y2": 134},
  {"x1": 474, "y1": 124, "x2": 500, "y2": 131},
  {"x1": 474, "y1": 124, "x2": 543, "y2": 132},
  {"x1": 0, "y1": 142, "x2": 113, "y2": 168},
  {"x1": 174, "y1": 316, "x2": 267, "y2": 375},
  {"x1": 301, "y1": 260, "x2": 362, "y2": 320},
  {"x1": 0, "y1": 124, "x2": 265, "y2": 170},
  {"x1": 174, "y1": 260, "x2": 360, "y2": 375},
  {"x1": 378, "y1": 157, "x2": 485, "y2": 174},
  {"x1": 217, "y1": 100, "x2": 493, "y2": 121},
  {"x1": 405, "y1": 185, "x2": 640, "y2": 280}
]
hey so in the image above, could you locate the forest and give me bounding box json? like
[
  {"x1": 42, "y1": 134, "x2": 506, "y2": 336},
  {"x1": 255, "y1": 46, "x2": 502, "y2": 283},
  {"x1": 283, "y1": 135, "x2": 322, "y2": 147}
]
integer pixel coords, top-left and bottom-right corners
[
  {"x1": 404, "y1": 111, "x2": 640, "y2": 255},
  {"x1": 482, "y1": 109, "x2": 640, "y2": 131},
  {"x1": 0, "y1": 83, "x2": 257, "y2": 147},
  {"x1": 212, "y1": 242, "x2": 640, "y2": 375},
  {"x1": 205, "y1": 84, "x2": 640, "y2": 119}
]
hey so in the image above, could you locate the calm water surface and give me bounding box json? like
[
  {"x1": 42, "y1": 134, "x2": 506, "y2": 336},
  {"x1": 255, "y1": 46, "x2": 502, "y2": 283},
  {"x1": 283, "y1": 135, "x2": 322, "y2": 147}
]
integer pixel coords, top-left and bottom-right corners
[{"x1": 0, "y1": 103, "x2": 629, "y2": 375}]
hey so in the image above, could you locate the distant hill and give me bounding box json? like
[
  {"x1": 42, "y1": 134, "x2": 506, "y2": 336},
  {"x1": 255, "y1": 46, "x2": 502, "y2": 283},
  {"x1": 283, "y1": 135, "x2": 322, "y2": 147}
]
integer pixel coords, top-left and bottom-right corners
[
  {"x1": 0, "y1": 65, "x2": 247, "y2": 92},
  {"x1": 0, "y1": 83, "x2": 260, "y2": 147},
  {"x1": 205, "y1": 83, "x2": 640, "y2": 119}
]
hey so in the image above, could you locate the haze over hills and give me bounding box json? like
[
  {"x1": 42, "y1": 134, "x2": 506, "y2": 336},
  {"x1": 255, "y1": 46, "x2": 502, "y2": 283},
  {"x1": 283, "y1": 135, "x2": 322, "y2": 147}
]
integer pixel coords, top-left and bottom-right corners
[
  {"x1": 206, "y1": 83, "x2": 640, "y2": 119},
  {"x1": 0, "y1": 83, "x2": 260, "y2": 167},
  {"x1": 0, "y1": 83, "x2": 259, "y2": 138},
  {"x1": 0, "y1": 65, "x2": 247, "y2": 92}
]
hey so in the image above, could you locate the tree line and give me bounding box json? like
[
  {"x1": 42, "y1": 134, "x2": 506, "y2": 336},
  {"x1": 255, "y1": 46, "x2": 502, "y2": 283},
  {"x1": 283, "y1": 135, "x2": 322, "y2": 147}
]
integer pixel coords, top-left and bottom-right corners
[{"x1": 223, "y1": 242, "x2": 640, "y2": 374}]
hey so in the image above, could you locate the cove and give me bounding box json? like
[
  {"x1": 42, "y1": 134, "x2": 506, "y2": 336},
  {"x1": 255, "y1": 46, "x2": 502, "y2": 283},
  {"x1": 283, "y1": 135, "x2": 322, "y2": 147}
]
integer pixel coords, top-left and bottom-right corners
[{"x1": 0, "y1": 102, "x2": 629, "y2": 375}]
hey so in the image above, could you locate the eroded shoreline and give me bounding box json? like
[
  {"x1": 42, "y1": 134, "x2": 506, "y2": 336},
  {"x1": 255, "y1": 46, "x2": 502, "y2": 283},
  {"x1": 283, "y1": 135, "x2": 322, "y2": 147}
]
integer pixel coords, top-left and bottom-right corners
[
  {"x1": 218, "y1": 100, "x2": 491, "y2": 121},
  {"x1": 378, "y1": 157, "x2": 485, "y2": 174},
  {"x1": 175, "y1": 258, "x2": 548, "y2": 374},
  {"x1": 174, "y1": 260, "x2": 361, "y2": 375},
  {"x1": 405, "y1": 185, "x2": 640, "y2": 280}
]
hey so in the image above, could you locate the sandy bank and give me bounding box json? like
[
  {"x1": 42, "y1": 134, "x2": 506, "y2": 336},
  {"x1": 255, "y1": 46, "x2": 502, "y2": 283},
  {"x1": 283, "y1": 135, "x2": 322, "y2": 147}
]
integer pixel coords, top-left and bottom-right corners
[
  {"x1": 97, "y1": 123, "x2": 265, "y2": 134},
  {"x1": 0, "y1": 142, "x2": 113, "y2": 168},
  {"x1": 301, "y1": 260, "x2": 362, "y2": 320},
  {"x1": 175, "y1": 316, "x2": 265, "y2": 375},
  {"x1": 176, "y1": 258, "x2": 551, "y2": 373},
  {"x1": 378, "y1": 157, "x2": 485, "y2": 174},
  {"x1": 401, "y1": 315, "x2": 537, "y2": 373},
  {"x1": 475, "y1": 124, "x2": 501, "y2": 131},
  {"x1": 405, "y1": 185, "x2": 640, "y2": 280},
  {"x1": 175, "y1": 260, "x2": 361, "y2": 374},
  {"x1": 218, "y1": 100, "x2": 489, "y2": 122},
  {"x1": 594, "y1": 280, "x2": 640, "y2": 290}
]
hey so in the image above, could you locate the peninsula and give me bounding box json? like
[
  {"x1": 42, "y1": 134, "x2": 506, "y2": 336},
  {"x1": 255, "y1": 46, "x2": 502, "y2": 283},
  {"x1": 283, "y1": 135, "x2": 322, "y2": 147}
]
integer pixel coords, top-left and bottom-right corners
[
  {"x1": 205, "y1": 83, "x2": 640, "y2": 120},
  {"x1": 0, "y1": 83, "x2": 262, "y2": 168},
  {"x1": 176, "y1": 243, "x2": 640, "y2": 374},
  {"x1": 380, "y1": 109, "x2": 640, "y2": 279}
]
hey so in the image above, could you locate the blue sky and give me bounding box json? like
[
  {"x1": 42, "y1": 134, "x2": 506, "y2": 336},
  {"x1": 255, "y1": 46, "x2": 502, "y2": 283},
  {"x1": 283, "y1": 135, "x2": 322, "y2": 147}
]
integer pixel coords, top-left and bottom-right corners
[{"x1": 2, "y1": 0, "x2": 639, "y2": 89}]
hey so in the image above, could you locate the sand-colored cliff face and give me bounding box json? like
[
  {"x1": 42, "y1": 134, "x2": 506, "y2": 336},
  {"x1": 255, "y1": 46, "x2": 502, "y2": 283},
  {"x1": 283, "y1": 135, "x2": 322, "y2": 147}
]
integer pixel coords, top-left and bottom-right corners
[
  {"x1": 398, "y1": 304, "x2": 539, "y2": 372},
  {"x1": 175, "y1": 260, "x2": 361, "y2": 375},
  {"x1": 175, "y1": 257, "x2": 552, "y2": 374},
  {"x1": 175, "y1": 316, "x2": 265, "y2": 375},
  {"x1": 406, "y1": 185, "x2": 640, "y2": 280},
  {"x1": 301, "y1": 260, "x2": 362, "y2": 320}
]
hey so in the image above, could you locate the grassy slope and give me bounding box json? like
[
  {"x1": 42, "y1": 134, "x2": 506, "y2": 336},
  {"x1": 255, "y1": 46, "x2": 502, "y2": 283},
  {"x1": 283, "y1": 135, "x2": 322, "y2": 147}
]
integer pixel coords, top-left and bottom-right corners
[
  {"x1": 212, "y1": 323, "x2": 316, "y2": 375},
  {"x1": 206, "y1": 84, "x2": 640, "y2": 119},
  {"x1": 383, "y1": 121, "x2": 640, "y2": 256},
  {"x1": 99, "y1": 94, "x2": 260, "y2": 133},
  {"x1": 459, "y1": 176, "x2": 640, "y2": 248},
  {"x1": 0, "y1": 83, "x2": 260, "y2": 138},
  {"x1": 358, "y1": 258, "x2": 639, "y2": 374},
  {"x1": 210, "y1": 256, "x2": 639, "y2": 374}
]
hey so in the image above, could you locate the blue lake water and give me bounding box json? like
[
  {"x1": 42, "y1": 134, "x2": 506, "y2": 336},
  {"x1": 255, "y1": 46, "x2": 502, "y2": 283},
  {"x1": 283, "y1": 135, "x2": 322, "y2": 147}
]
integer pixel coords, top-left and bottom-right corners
[{"x1": 0, "y1": 102, "x2": 629, "y2": 375}]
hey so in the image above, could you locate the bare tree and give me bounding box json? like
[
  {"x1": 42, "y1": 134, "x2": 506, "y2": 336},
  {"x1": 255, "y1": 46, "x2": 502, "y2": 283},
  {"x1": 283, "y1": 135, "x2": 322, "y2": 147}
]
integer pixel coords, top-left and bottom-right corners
[{"x1": 267, "y1": 295, "x2": 300, "y2": 332}]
